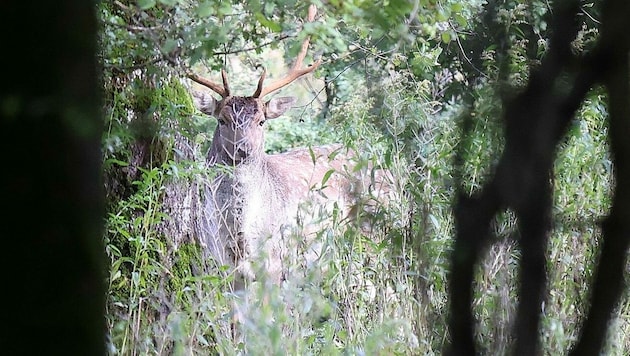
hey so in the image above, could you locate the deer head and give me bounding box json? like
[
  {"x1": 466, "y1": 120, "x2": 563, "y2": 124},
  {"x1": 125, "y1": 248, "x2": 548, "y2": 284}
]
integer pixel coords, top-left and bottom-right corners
[{"x1": 190, "y1": 5, "x2": 321, "y2": 166}]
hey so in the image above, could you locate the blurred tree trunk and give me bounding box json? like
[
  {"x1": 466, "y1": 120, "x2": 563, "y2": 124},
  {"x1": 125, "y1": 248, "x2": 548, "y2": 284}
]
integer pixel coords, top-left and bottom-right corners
[
  {"x1": 446, "y1": 0, "x2": 630, "y2": 354},
  {"x1": 0, "y1": 2, "x2": 105, "y2": 355}
]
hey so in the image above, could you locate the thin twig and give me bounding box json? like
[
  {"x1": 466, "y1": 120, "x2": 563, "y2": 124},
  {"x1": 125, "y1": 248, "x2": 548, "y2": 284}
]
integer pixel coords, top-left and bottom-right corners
[
  {"x1": 104, "y1": 20, "x2": 162, "y2": 32},
  {"x1": 580, "y1": 5, "x2": 601, "y2": 24},
  {"x1": 212, "y1": 34, "x2": 291, "y2": 56},
  {"x1": 450, "y1": 21, "x2": 489, "y2": 79}
]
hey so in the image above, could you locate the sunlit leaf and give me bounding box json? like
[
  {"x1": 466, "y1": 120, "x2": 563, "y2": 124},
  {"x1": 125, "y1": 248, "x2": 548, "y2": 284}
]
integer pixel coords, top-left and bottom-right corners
[{"x1": 441, "y1": 31, "x2": 451, "y2": 43}]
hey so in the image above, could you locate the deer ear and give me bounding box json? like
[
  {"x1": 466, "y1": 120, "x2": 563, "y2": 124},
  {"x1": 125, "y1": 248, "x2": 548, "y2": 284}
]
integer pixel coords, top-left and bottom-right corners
[
  {"x1": 265, "y1": 97, "x2": 297, "y2": 119},
  {"x1": 193, "y1": 91, "x2": 220, "y2": 116}
]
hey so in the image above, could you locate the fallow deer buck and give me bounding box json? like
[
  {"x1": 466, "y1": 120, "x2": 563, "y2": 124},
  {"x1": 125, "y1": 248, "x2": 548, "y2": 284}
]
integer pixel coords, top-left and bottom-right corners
[{"x1": 189, "y1": 5, "x2": 393, "y2": 289}]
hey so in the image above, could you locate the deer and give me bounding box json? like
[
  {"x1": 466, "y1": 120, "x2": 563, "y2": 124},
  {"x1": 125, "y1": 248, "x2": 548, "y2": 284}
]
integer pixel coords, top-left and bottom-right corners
[{"x1": 189, "y1": 5, "x2": 393, "y2": 291}]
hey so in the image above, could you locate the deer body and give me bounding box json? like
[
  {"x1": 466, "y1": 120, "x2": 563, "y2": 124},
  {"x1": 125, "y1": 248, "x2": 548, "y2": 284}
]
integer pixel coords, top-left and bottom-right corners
[
  {"x1": 190, "y1": 5, "x2": 390, "y2": 287},
  {"x1": 201, "y1": 138, "x2": 358, "y2": 284}
]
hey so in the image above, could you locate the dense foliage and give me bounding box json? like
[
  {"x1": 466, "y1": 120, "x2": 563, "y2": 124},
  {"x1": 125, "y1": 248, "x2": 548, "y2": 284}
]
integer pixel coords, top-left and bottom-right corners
[{"x1": 100, "y1": 0, "x2": 628, "y2": 354}]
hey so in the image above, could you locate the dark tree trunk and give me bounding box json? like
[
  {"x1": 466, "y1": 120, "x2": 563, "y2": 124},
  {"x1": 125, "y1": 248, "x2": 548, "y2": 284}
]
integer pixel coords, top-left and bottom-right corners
[
  {"x1": 571, "y1": 0, "x2": 630, "y2": 354},
  {"x1": 0, "y1": 2, "x2": 105, "y2": 355},
  {"x1": 446, "y1": 0, "x2": 630, "y2": 354}
]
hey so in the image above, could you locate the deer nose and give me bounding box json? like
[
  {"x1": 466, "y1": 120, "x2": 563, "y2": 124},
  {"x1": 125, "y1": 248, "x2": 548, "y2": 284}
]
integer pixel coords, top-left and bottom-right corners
[{"x1": 235, "y1": 148, "x2": 248, "y2": 160}]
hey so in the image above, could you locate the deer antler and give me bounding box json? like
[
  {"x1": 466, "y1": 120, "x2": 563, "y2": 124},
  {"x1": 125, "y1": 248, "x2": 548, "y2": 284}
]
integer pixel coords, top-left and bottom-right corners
[
  {"x1": 188, "y1": 69, "x2": 231, "y2": 98},
  {"x1": 252, "y1": 4, "x2": 321, "y2": 98}
]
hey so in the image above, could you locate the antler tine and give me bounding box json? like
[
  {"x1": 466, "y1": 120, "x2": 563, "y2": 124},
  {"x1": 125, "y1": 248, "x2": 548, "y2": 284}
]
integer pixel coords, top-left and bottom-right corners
[
  {"x1": 252, "y1": 68, "x2": 267, "y2": 98},
  {"x1": 253, "y1": 4, "x2": 321, "y2": 98},
  {"x1": 188, "y1": 69, "x2": 230, "y2": 98},
  {"x1": 220, "y1": 69, "x2": 231, "y2": 97}
]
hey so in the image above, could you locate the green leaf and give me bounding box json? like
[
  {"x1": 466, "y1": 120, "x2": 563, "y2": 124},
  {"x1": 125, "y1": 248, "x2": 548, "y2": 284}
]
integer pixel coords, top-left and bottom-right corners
[
  {"x1": 454, "y1": 14, "x2": 468, "y2": 27},
  {"x1": 217, "y1": 2, "x2": 232, "y2": 16},
  {"x1": 137, "y1": 0, "x2": 156, "y2": 10},
  {"x1": 255, "y1": 12, "x2": 282, "y2": 32},
  {"x1": 196, "y1": 1, "x2": 213, "y2": 17},
  {"x1": 105, "y1": 158, "x2": 129, "y2": 167},
  {"x1": 321, "y1": 169, "x2": 336, "y2": 187},
  {"x1": 263, "y1": 2, "x2": 276, "y2": 14},
  {"x1": 441, "y1": 31, "x2": 451, "y2": 44},
  {"x1": 308, "y1": 146, "x2": 316, "y2": 164},
  {"x1": 436, "y1": 10, "x2": 448, "y2": 22},
  {"x1": 158, "y1": 0, "x2": 178, "y2": 6},
  {"x1": 162, "y1": 39, "x2": 177, "y2": 54},
  {"x1": 384, "y1": 149, "x2": 392, "y2": 167}
]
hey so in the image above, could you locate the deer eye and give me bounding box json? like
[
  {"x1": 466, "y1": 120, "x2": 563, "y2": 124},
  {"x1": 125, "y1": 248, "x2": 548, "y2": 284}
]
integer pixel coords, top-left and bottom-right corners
[
  {"x1": 218, "y1": 118, "x2": 226, "y2": 126},
  {"x1": 259, "y1": 120, "x2": 266, "y2": 127}
]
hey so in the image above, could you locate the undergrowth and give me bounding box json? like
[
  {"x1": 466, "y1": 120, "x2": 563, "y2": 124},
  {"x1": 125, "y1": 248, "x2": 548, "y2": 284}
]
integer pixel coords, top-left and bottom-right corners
[{"x1": 103, "y1": 66, "x2": 629, "y2": 355}]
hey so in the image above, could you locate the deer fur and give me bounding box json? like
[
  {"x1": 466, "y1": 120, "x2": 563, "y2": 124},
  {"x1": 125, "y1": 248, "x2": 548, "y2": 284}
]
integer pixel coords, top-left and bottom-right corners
[{"x1": 194, "y1": 91, "x2": 392, "y2": 287}]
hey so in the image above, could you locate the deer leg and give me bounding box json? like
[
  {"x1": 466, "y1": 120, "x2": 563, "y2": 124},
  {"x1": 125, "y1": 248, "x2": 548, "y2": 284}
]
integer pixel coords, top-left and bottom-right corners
[{"x1": 230, "y1": 272, "x2": 247, "y2": 343}]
